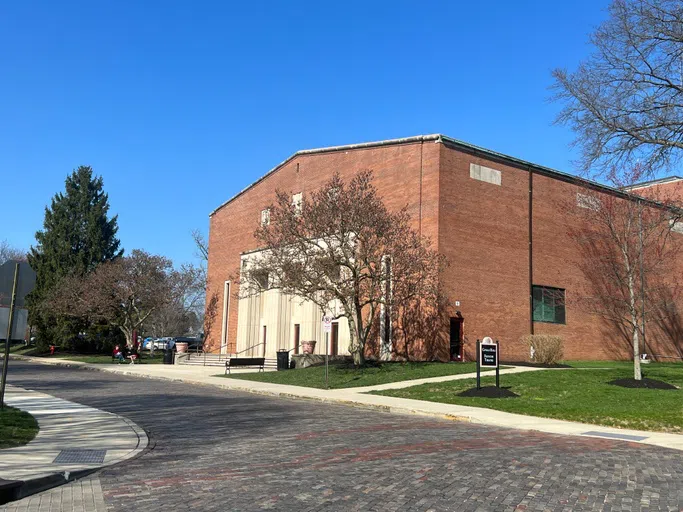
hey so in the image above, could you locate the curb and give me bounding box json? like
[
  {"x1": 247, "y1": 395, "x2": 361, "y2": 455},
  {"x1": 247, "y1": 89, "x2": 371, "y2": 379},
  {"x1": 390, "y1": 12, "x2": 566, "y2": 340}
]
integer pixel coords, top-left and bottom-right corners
[
  {"x1": 12, "y1": 355, "x2": 683, "y2": 453},
  {"x1": 2, "y1": 468, "x2": 101, "y2": 505},
  {"x1": 6, "y1": 357, "x2": 538, "y2": 433},
  {"x1": 10, "y1": 355, "x2": 478, "y2": 420},
  {"x1": 0, "y1": 380, "x2": 150, "y2": 505}
]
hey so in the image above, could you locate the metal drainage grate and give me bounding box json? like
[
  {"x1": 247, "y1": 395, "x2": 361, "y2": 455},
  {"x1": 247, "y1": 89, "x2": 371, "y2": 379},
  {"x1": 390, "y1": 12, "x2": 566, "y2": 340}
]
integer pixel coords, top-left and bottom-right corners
[
  {"x1": 53, "y1": 449, "x2": 107, "y2": 464},
  {"x1": 582, "y1": 431, "x2": 648, "y2": 442}
]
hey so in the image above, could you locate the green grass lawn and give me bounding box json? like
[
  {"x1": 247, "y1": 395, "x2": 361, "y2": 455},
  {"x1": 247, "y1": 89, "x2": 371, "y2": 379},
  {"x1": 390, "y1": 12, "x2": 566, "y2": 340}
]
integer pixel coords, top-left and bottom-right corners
[
  {"x1": 50, "y1": 353, "x2": 165, "y2": 364},
  {"x1": 0, "y1": 406, "x2": 39, "y2": 449},
  {"x1": 8, "y1": 345, "x2": 40, "y2": 356},
  {"x1": 372, "y1": 363, "x2": 683, "y2": 433},
  {"x1": 221, "y1": 361, "x2": 501, "y2": 389},
  {"x1": 564, "y1": 360, "x2": 637, "y2": 369}
]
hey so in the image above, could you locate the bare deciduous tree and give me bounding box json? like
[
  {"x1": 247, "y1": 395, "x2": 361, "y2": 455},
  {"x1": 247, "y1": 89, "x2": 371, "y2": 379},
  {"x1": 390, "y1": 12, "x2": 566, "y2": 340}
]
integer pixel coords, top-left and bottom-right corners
[
  {"x1": 145, "y1": 263, "x2": 205, "y2": 339},
  {"x1": 45, "y1": 250, "x2": 175, "y2": 347},
  {"x1": 241, "y1": 171, "x2": 445, "y2": 366},
  {"x1": 202, "y1": 292, "x2": 220, "y2": 350},
  {"x1": 0, "y1": 240, "x2": 27, "y2": 265},
  {"x1": 553, "y1": 0, "x2": 683, "y2": 176},
  {"x1": 191, "y1": 229, "x2": 209, "y2": 262},
  {"x1": 568, "y1": 166, "x2": 683, "y2": 380},
  {"x1": 190, "y1": 228, "x2": 209, "y2": 333}
]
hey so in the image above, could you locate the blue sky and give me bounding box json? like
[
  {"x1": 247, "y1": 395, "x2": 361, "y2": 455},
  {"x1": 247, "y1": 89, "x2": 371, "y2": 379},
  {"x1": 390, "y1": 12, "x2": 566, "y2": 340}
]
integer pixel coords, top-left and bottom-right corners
[{"x1": 1, "y1": 0, "x2": 610, "y2": 265}]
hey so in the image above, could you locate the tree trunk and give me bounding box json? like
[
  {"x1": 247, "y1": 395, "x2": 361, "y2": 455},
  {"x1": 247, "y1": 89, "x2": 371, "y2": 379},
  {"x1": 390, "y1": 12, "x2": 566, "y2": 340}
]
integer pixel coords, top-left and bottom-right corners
[
  {"x1": 628, "y1": 273, "x2": 642, "y2": 381},
  {"x1": 631, "y1": 317, "x2": 642, "y2": 381},
  {"x1": 347, "y1": 310, "x2": 365, "y2": 367},
  {"x1": 118, "y1": 325, "x2": 134, "y2": 349}
]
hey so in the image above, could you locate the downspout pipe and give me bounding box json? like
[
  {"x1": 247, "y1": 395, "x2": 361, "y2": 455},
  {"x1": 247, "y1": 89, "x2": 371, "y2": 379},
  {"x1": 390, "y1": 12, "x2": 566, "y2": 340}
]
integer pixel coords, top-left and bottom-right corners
[{"x1": 529, "y1": 166, "x2": 534, "y2": 335}]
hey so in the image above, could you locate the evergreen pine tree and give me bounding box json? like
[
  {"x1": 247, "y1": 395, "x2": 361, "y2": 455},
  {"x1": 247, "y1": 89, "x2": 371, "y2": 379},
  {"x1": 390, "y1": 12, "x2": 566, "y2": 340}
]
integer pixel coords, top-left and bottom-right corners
[{"x1": 28, "y1": 166, "x2": 123, "y2": 349}]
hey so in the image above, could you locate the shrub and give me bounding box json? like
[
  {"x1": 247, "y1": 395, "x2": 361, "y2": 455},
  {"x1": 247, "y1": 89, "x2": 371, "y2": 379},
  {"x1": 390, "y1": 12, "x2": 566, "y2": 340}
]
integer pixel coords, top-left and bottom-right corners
[{"x1": 521, "y1": 335, "x2": 564, "y2": 365}]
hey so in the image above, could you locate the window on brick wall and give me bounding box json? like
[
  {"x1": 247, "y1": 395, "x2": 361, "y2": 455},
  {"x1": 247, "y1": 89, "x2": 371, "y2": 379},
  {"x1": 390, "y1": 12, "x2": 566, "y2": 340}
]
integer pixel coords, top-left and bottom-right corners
[
  {"x1": 292, "y1": 192, "x2": 303, "y2": 214},
  {"x1": 381, "y1": 255, "x2": 392, "y2": 347},
  {"x1": 261, "y1": 208, "x2": 270, "y2": 226},
  {"x1": 532, "y1": 286, "x2": 566, "y2": 324}
]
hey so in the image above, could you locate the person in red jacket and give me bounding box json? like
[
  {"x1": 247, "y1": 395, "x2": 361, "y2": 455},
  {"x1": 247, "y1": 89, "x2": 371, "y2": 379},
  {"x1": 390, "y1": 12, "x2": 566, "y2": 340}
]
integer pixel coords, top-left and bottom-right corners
[{"x1": 113, "y1": 345, "x2": 125, "y2": 363}]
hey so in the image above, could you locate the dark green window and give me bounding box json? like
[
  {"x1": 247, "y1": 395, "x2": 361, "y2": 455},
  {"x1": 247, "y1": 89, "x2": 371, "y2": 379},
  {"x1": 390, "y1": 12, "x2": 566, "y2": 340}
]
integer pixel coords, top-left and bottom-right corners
[{"x1": 532, "y1": 286, "x2": 566, "y2": 324}]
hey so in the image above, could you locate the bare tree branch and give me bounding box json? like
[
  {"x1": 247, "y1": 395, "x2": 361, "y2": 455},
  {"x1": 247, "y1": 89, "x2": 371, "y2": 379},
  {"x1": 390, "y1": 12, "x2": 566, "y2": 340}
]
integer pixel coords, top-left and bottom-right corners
[
  {"x1": 191, "y1": 229, "x2": 209, "y2": 262},
  {"x1": 567, "y1": 164, "x2": 683, "y2": 379},
  {"x1": 0, "y1": 240, "x2": 27, "y2": 265},
  {"x1": 552, "y1": 0, "x2": 683, "y2": 177}
]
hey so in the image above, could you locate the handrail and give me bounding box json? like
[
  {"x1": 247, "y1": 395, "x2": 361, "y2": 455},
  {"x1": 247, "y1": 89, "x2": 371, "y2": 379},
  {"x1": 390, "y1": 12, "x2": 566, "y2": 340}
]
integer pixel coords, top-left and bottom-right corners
[
  {"x1": 234, "y1": 342, "x2": 266, "y2": 356},
  {"x1": 200, "y1": 343, "x2": 231, "y2": 366}
]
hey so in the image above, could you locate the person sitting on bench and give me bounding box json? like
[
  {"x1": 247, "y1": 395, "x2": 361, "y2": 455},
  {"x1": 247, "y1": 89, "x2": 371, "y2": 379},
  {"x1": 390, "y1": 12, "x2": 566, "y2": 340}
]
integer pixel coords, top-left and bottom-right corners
[{"x1": 113, "y1": 345, "x2": 125, "y2": 362}]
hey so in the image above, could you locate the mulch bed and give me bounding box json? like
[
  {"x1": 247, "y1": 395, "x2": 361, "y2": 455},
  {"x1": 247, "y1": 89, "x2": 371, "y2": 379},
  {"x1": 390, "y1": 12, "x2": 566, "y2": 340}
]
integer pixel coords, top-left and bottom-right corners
[
  {"x1": 608, "y1": 377, "x2": 678, "y2": 390},
  {"x1": 457, "y1": 386, "x2": 519, "y2": 398}
]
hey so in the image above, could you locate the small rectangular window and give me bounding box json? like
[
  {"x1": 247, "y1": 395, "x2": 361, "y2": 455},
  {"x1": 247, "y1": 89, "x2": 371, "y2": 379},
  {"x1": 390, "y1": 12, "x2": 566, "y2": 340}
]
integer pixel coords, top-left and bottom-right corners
[
  {"x1": 381, "y1": 255, "x2": 392, "y2": 346},
  {"x1": 532, "y1": 286, "x2": 566, "y2": 324},
  {"x1": 253, "y1": 270, "x2": 269, "y2": 290},
  {"x1": 292, "y1": 192, "x2": 303, "y2": 214},
  {"x1": 261, "y1": 208, "x2": 270, "y2": 226}
]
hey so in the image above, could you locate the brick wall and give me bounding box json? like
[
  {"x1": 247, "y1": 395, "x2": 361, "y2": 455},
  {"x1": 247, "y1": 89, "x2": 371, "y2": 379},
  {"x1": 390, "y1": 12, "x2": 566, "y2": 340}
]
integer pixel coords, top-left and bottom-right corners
[
  {"x1": 438, "y1": 145, "x2": 531, "y2": 362},
  {"x1": 207, "y1": 137, "x2": 683, "y2": 362},
  {"x1": 206, "y1": 141, "x2": 441, "y2": 354}
]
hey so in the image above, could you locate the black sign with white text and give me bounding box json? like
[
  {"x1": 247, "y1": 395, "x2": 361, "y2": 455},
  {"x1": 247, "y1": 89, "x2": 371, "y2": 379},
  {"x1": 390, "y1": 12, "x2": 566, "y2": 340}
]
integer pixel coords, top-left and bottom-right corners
[{"x1": 480, "y1": 343, "x2": 498, "y2": 368}]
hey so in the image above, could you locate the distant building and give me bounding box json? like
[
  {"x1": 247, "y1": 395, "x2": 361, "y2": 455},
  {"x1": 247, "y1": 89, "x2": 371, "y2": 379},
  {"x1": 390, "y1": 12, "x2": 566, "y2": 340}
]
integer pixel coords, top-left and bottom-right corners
[{"x1": 206, "y1": 135, "x2": 683, "y2": 362}]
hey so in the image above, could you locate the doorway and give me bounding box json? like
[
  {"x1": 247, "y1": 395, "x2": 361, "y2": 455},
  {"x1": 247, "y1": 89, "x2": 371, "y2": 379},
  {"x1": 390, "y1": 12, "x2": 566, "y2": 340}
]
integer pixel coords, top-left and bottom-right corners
[
  {"x1": 449, "y1": 317, "x2": 463, "y2": 361},
  {"x1": 330, "y1": 322, "x2": 339, "y2": 356},
  {"x1": 262, "y1": 326, "x2": 267, "y2": 357},
  {"x1": 293, "y1": 324, "x2": 300, "y2": 355}
]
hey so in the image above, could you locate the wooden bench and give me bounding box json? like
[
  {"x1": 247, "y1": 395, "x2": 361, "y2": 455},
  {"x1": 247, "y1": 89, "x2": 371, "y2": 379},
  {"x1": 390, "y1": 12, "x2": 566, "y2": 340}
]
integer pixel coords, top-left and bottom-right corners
[{"x1": 225, "y1": 357, "x2": 265, "y2": 374}]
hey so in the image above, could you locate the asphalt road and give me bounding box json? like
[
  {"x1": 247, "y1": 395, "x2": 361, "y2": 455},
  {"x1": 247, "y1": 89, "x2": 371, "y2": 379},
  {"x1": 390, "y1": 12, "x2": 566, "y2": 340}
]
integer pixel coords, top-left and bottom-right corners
[{"x1": 7, "y1": 361, "x2": 683, "y2": 512}]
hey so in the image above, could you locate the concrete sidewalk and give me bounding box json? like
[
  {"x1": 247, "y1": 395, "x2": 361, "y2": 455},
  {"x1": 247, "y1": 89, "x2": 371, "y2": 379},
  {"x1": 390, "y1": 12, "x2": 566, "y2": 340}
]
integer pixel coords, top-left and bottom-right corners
[
  {"x1": 0, "y1": 385, "x2": 148, "y2": 504},
  {"x1": 13, "y1": 355, "x2": 683, "y2": 453},
  {"x1": 347, "y1": 364, "x2": 553, "y2": 392}
]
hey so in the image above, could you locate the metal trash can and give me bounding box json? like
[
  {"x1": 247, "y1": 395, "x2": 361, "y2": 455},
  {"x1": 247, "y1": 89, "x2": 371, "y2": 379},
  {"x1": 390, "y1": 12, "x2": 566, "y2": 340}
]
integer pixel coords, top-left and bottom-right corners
[
  {"x1": 163, "y1": 348, "x2": 174, "y2": 365},
  {"x1": 277, "y1": 349, "x2": 289, "y2": 371}
]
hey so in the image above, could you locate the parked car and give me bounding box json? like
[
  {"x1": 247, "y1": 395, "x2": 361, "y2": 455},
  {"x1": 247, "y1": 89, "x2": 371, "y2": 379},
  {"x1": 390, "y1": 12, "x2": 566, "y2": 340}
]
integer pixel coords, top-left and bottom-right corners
[
  {"x1": 161, "y1": 337, "x2": 176, "y2": 350},
  {"x1": 144, "y1": 337, "x2": 173, "y2": 350}
]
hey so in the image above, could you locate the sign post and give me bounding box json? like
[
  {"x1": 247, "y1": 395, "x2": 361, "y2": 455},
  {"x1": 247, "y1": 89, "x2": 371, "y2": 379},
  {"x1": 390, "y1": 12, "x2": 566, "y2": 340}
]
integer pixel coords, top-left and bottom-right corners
[
  {"x1": 322, "y1": 315, "x2": 332, "y2": 389},
  {"x1": 0, "y1": 263, "x2": 19, "y2": 410},
  {"x1": 495, "y1": 340, "x2": 500, "y2": 388},
  {"x1": 476, "y1": 336, "x2": 499, "y2": 390},
  {"x1": 476, "y1": 339, "x2": 481, "y2": 390},
  {"x1": 0, "y1": 260, "x2": 37, "y2": 409}
]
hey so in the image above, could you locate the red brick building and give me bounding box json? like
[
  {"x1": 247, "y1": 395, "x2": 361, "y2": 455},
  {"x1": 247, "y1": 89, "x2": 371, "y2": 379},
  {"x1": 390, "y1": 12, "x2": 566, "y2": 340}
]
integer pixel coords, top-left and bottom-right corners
[{"x1": 206, "y1": 135, "x2": 683, "y2": 362}]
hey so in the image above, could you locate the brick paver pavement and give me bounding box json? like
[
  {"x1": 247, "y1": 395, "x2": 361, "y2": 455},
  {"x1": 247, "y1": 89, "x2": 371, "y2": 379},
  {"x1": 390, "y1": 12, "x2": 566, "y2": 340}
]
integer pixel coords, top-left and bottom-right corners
[
  {"x1": 1, "y1": 476, "x2": 106, "y2": 512},
  {"x1": 6, "y1": 361, "x2": 683, "y2": 512}
]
